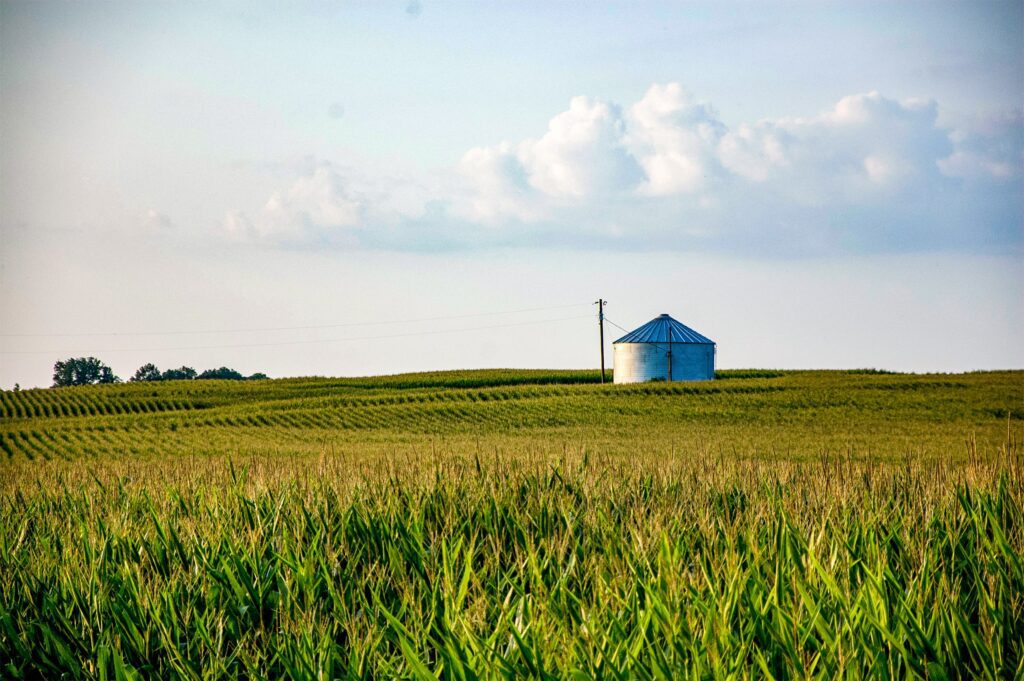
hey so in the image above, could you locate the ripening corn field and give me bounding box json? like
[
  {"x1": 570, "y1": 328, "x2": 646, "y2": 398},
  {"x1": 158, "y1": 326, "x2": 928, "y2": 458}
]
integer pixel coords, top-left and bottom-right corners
[{"x1": 1, "y1": 369, "x2": 1022, "y2": 678}]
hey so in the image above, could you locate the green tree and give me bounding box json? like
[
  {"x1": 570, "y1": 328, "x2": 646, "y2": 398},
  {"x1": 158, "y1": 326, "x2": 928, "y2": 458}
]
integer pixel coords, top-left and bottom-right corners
[
  {"x1": 197, "y1": 367, "x2": 245, "y2": 380},
  {"x1": 161, "y1": 366, "x2": 197, "y2": 381},
  {"x1": 52, "y1": 357, "x2": 119, "y2": 387},
  {"x1": 130, "y1": 363, "x2": 162, "y2": 382}
]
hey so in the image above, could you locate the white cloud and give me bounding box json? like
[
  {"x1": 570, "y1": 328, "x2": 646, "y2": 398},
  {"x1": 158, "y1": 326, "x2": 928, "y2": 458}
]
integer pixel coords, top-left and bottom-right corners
[
  {"x1": 717, "y1": 92, "x2": 952, "y2": 205},
  {"x1": 626, "y1": 83, "x2": 725, "y2": 195},
  {"x1": 264, "y1": 166, "x2": 362, "y2": 232},
  {"x1": 456, "y1": 87, "x2": 959, "y2": 224},
  {"x1": 453, "y1": 96, "x2": 642, "y2": 224},
  {"x1": 456, "y1": 143, "x2": 542, "y2": 224},
  {"x1": 224, "y1": 85, "x2": 1021, "y2": 253},
  {"x1": 716, "y1": 122, "x2": 790, "y2": 183},
  {"x1": 223, "y1": 160, "x2": 442, "y2": 246},
  {"x1": 222, "y1": 165, "x2": 362, "y2": 245},
  {"x1": 518, "y1": 96, "x2": 641, "y2": 198}
]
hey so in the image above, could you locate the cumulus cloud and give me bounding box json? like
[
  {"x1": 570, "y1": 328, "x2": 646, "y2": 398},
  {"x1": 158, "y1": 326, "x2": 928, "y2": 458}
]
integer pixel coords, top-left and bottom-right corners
[
  {"x1": 453, "y1": 97, "x2": 642, "y2": 224},
  {"x1": 266, "y1": 167, "x2": 362, "y2": 231},
  {"x1": 456, "y1": 143, "x2": 542, "y2": 224},
  {"x1": 518, "y1": 96, "x2": 641, "y2": 198},
  {"x1": 223, "y1": 160, "x2": 438, "y2": 247},
  {"x1": 626, "y1": 83, "x2": 725, "y2": 195},
  {"x1": 222, "y1": 164, "x2": 363, "y2": 245},
  {"x1": 224, "y1": 85, "x2": 1021, "y2": 253},
  {"x1": 717, "y1": 91, "x2": 953, "y2": 205},
  {"x1": 716, "y1": 121, "x2": 790, "y2": 183}
]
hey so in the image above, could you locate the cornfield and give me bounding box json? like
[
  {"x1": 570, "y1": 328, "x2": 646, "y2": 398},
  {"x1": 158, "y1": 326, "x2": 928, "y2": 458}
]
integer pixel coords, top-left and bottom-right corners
[{"x1": 1, "y1": 369, "x2": 1022, "y2": 678}]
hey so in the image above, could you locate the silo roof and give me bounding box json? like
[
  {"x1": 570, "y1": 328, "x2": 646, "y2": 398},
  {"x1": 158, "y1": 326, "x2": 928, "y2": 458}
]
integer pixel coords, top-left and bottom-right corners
[{"x1": 613, "y1": 314, "x2": 714, "y2": 345}]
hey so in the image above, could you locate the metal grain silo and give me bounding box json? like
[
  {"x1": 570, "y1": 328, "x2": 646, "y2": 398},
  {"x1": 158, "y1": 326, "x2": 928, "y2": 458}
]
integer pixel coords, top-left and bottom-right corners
[{"x1": 613, "y1": 314, "x2": 715, "y2": 383}]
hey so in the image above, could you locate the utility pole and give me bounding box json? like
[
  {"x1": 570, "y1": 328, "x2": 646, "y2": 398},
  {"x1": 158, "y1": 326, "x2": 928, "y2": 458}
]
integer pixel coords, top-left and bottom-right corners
[{"x1": 595, "y1": 299, "x2": 606, "y2": 383}]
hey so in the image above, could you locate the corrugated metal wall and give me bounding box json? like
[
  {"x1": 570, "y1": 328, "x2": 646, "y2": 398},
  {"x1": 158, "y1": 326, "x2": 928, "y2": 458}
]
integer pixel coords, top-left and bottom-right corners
[{"x1": 613, "y1": 343, "x2": 714, "y2": 383}]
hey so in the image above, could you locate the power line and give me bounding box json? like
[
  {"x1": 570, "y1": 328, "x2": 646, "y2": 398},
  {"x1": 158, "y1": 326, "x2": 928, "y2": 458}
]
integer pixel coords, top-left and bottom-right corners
[
  {"x1": 0, "y1": 314, "x2": 593, "y2": 356},
  {"x1": 603, "y1": 317, "x2": 631, "y2": 334},
  {"x1": 0, "y1": 302, "x2": 591, "y2": 338}
]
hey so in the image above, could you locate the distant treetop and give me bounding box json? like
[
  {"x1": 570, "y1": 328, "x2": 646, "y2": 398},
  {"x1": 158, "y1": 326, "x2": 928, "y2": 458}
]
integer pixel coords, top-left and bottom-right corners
[
  {"x1": 53, "y1": 357, "x2": 119, "y2": 387},
  {"x1": 125, "y1": 362, "x2": 265, "y2": 383}
]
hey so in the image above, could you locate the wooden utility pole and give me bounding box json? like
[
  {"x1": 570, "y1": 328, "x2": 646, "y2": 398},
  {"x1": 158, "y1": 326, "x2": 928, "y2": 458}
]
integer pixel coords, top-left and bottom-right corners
[{"x1": 595, "y1": 299, "x2": 606, "y2": 383}]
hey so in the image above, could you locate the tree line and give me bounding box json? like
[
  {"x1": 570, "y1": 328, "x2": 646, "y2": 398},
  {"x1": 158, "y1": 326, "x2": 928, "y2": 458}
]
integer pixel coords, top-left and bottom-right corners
[{"x1": 51, "y1": 357, "x2": 267, "y2": 387}]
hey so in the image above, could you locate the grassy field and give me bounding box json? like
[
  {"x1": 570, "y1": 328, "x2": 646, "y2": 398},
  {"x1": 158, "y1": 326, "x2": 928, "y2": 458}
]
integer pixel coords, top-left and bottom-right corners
[{"x1": 1, "y1": 369, "x2": 1022, "y2": 678}]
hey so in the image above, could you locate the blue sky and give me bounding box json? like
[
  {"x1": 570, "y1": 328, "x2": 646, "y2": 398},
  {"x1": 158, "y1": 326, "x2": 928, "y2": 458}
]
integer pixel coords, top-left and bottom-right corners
[{"x1": 1, "y1": 1, "x2": 1021, "y2": 386}]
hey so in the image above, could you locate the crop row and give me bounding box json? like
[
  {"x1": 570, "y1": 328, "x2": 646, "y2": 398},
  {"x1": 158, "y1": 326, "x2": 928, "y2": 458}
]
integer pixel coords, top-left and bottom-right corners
[
  {"x1": 0, "y1": 390, "x2": 197, "y2": 420},
  {"x1": 0, "y1": 400, "x2": 584, "y2": 460},
  {"x1": 0, "y1": 377, "x2": 787, "y2": 423},
  {"x1": 268, "y1": 381, "x2": 788, "y2": 411},
  {"x1": 0, "y1": 428, "x2": 145, "y2": 461},
  {"x1": 3, "y1": 404, "x2": 1015, "y2": 465},
  {"x1": 3, "y1": 371, "x2": 1018, "y2": 464}
]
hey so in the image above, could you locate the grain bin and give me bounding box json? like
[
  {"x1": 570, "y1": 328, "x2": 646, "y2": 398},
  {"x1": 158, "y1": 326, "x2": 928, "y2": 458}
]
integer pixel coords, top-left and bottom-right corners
[{"x1": 613, "y1": 314, "x2": 715, "y2": 383}]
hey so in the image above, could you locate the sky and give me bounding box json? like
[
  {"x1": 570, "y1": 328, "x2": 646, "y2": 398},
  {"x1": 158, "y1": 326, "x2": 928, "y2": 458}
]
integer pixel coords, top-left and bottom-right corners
[{"x1": 1, "y1": 1, "x2": 1022, "y2": 388}]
